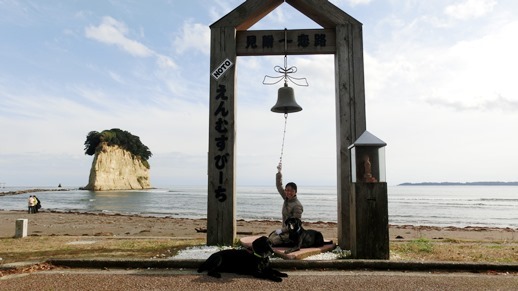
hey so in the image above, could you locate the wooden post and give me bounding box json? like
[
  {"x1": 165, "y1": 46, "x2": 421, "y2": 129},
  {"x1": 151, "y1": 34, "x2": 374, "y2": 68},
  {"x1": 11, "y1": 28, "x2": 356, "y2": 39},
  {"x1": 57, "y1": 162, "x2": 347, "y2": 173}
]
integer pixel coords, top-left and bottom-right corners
[
  {"x1": 350, "y1": 182, "x2": 389, "y2": 259},
  {"x1": 335, "y1": 22, "x2": 366, "y2": 250}
]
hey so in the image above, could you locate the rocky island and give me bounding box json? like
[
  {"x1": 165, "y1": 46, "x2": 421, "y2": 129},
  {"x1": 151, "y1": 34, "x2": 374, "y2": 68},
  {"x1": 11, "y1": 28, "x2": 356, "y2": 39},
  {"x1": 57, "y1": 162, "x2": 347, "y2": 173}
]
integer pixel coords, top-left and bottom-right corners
[{"x1": 82, "y1": 128, "x2": 152, "y2": 191}]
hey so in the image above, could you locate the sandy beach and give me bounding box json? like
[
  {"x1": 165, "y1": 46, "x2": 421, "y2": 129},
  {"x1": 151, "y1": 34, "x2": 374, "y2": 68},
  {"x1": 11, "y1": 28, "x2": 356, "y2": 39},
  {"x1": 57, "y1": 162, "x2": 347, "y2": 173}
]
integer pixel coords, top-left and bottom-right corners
[{"x1": 1, "y1": 210, "x2": 516, "y2": 242}]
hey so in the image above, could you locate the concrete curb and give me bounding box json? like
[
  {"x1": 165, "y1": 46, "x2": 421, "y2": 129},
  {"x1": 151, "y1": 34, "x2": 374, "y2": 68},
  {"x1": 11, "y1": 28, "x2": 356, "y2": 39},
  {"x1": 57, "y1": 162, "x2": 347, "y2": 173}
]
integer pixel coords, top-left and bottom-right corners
[{"x1": 46, "y1": 258, "x2": 518, "y2": 273}]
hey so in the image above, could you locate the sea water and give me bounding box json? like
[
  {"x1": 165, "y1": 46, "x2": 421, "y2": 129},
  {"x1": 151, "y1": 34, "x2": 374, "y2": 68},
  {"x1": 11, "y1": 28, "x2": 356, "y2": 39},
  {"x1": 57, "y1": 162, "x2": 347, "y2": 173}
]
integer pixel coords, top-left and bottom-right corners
[{"x1": 1, "y1": 185, "x2": 517, "y2": 228}]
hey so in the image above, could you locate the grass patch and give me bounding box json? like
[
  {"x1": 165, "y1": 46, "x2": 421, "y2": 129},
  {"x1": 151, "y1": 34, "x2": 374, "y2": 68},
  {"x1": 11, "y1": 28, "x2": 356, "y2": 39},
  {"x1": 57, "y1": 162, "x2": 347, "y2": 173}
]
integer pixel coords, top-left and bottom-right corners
[
  {"x1": 0, "y1": 236, "x2": 204, "y2": 264},
  {"x1": 1, "y1": 236, "x2": 517, "y2": 265},
  {"x1": 390, "y1": 238, "x2": 518, "y2": 262},
  {"x1": 409, "y1": 238, "x2": 433, "y2": 253}
]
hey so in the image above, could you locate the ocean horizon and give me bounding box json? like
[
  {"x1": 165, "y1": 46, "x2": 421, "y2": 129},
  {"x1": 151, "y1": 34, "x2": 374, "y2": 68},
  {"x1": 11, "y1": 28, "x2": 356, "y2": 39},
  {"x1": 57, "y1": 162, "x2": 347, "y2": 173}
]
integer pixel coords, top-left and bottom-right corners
[{"x1": 1, "y1": 185, "x2": 517, "y2": 229}]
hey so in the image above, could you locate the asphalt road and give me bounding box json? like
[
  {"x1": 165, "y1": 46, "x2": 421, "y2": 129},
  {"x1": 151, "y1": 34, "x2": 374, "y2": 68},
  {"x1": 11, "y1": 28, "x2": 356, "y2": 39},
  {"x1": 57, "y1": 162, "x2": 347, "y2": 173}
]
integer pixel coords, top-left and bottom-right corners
[{"x1": 2, "y1": 269, "x2": 517, "y2": 290}]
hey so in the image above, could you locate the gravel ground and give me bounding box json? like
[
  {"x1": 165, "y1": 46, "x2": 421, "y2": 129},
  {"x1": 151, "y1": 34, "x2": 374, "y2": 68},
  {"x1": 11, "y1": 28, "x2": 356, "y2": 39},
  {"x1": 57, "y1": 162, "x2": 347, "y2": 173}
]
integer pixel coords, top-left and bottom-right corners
[{"x1": 172, "y1": 245, "x2": 341, "y2": 260}]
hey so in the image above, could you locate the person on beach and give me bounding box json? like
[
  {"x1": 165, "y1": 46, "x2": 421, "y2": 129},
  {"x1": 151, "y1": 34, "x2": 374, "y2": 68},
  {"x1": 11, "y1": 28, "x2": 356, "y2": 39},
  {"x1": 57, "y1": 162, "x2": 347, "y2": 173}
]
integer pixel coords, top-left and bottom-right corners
[
  {"x1": 34, "y1": 196, "x2": 41, "y2": 213},
  {"x1": 28, "y1": 195, "x2": 36, "y2": 214},
  {"x1": 269, "y1": 163, "x2": 304, "y2": 246}
]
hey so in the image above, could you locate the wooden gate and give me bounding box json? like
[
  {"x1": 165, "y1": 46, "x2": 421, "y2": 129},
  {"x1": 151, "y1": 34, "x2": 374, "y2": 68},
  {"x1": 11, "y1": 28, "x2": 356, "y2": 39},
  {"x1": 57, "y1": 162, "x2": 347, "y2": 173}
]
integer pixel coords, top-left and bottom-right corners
[{"x1": 207, "y1": 0, "x2": 366, "y2": 249}]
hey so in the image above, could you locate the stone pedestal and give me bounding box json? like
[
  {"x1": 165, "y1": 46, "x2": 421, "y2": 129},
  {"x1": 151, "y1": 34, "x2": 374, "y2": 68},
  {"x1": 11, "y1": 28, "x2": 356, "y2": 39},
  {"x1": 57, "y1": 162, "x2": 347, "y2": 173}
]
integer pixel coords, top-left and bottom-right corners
[
  {"x1": 350, "y1": 182, "x2": 389, "y2": 259},
  {"x1": 15, "y1": 219, "x2": 28, "y2": 238}
]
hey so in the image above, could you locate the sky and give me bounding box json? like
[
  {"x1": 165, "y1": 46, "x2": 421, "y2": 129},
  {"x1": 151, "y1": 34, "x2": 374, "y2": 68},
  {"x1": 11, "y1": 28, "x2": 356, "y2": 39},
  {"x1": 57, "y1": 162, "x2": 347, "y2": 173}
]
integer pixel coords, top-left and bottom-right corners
[{"x1": 1, "y1": 0, "x2": 517, "y2": 188}]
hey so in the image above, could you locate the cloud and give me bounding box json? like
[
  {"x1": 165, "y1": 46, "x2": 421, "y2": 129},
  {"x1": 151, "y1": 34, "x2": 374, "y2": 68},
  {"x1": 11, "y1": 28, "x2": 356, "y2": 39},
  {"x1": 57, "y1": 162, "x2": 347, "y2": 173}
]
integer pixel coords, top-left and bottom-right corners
[
  {"x1": 361, "y1": 5, "x2": 518, "y2": 184},
  {"x1": 345, "y1": 0, "x2": 372, "y2": 6},
  {"x1": 85, "y1": 16, "x2": 153, "y2": 57},
  {"x1": 424, "y1": 20, "x2": 518, "y2": 110},
  {"x1": 156, "y1": 54, "x2": 176, "y2": 69},
  {"x1": 365, "y1": 14, "x2": 518, "y2": 113},
  {"x1": 0, "y1": 78, "x2": 210, "y2": 156},
  {"x1": 85, "y1": 16, "x2": 176, "y2": 68},
  {"x1": 425, "y1": 95, "x2": 518, "y2": 112},
  {"x1": 0, "y1": 153, "x2": 92, "y2": 187},
  {"x1": 108, "y1": 71, "x2": 124, "y2": 84},
  {"x1": 208, "y1": 0, "x2": 239, "y2": 22},
  {"x1": 444, "y1": 0, "x2": 497, "y2": 20},
  {"x1": 173, "y1": 21, "x2": 210, "y2": 55}
]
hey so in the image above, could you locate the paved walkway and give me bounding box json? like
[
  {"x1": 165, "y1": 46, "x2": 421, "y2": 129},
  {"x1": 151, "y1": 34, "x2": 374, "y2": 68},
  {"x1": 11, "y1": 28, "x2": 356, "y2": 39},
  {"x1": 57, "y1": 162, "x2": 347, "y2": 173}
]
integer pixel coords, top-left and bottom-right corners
[
  {"x1": 2, "y1": 259, "x2": 518, "y2": 290},
  {"x1": 2, "y1": 268, "x2": 518, "y2": 290}
]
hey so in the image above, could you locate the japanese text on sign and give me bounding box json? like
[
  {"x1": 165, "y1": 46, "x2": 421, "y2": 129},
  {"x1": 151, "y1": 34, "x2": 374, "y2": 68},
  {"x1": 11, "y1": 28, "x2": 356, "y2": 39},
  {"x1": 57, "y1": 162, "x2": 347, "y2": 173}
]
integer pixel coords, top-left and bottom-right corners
[
  {"x1": 212, "y1": 84, "x2": 230, "y2": 202},
  {"x1": 236, "y1": 29, "x2": 336, "y2": 56}
]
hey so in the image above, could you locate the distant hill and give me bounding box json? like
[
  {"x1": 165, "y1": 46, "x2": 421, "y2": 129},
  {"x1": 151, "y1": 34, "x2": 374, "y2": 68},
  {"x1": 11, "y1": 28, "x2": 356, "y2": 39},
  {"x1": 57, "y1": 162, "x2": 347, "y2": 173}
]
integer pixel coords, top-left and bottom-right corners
[{"x1": 399, "y1": 182, "x2": 518, "y2": 186}]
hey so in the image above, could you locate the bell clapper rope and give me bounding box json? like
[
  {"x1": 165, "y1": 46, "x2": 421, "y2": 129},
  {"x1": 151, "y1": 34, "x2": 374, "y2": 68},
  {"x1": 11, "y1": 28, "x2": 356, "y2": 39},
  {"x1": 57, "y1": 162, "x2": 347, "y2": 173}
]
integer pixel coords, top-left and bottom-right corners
[{"x1": 278, "y1": 112, "x2": 288, "y2": 172}]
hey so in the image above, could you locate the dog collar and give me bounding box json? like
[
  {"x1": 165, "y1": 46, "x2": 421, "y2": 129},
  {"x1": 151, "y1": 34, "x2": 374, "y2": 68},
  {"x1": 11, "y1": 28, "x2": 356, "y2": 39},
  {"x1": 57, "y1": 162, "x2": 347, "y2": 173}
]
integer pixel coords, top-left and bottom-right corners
[{"x1": 249, "y1": 248, "x2": 266, "y2": 258}]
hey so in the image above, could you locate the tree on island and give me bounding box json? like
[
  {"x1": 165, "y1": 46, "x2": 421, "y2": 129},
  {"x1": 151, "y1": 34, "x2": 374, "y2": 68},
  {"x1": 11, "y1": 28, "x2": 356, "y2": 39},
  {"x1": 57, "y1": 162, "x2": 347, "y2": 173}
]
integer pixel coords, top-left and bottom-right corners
[{"x1": 84, "y1": 128, "x2": 152, "y2": 168}]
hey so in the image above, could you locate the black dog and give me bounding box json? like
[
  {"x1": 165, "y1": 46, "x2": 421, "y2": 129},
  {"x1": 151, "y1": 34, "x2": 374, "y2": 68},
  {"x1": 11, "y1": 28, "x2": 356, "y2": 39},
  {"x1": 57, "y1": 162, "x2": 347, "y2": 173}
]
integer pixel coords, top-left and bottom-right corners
[
  {"x1": 284, "y1": 217, "x2": 333, "y2": 254},
  {"x1": 197, "y1": 236, "x2": 288, "y2": 282}
]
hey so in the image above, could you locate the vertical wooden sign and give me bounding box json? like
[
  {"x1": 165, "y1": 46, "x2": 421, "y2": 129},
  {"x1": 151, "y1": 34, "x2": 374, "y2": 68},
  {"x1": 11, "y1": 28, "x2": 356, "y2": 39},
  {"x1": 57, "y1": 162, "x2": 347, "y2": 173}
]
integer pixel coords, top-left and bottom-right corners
[{"x1": 207, "y1": 26, "x2": 237, "y2": 246}]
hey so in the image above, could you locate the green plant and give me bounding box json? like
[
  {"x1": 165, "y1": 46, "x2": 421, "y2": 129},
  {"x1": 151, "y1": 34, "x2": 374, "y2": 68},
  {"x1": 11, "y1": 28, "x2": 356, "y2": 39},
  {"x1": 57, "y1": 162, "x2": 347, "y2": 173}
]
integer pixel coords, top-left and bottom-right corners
[
  {"x1": 332, "y1": 246, "x2": 352, "y2": 259},
  {"x1": 409, "y1": 238, "x2": 433, "y2": 253},
  {"x1": 84, "y1": 128, "x2": 152, "y2": 168}
]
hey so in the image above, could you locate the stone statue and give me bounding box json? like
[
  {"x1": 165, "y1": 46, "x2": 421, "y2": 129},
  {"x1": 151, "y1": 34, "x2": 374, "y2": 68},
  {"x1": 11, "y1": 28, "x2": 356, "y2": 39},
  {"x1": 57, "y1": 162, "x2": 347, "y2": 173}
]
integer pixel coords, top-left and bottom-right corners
[{"x1": 362, "y1": 155, "x2": 377, "y2": 183}]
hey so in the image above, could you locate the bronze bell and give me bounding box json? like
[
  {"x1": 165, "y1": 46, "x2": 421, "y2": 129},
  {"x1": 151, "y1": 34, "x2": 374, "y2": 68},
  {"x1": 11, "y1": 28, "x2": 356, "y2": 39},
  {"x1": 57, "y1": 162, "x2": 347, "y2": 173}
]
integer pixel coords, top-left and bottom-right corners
[{"x1": 271, "y1": 83, "x2": 303, "y2": 113}]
